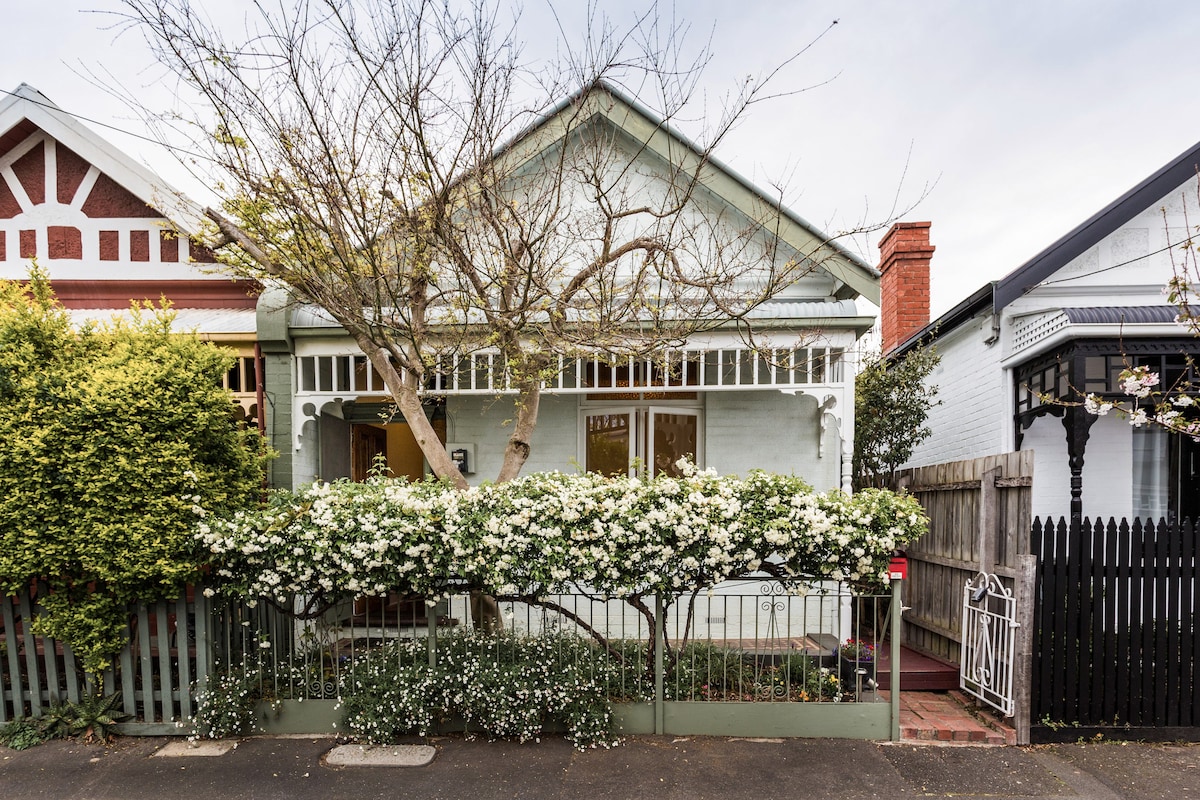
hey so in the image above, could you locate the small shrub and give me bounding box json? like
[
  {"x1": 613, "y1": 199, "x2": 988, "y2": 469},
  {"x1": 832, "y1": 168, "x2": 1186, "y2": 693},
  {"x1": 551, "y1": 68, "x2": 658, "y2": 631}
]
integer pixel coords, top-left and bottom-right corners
[
  {"x1": 798, "y1": 665, "x2": 843, "y2": 702},
  {"x1": 191, "y1": 660, "x2": 306, "y2": 740},
  {"x1": 63, "y1": 692, "x2": 131, "y2": 744},
  {"x1": 0, "y1": 717, "x2": 47, "y2": 750},
  {"x1": 340, "y1": 631, "x2": 618, "y2": 749},
  {"x1": 38, "y1": 700, "x2": 82, "y2": 741},
  {"x1": 192, "y1": 670, "x2": 264, "y2": 740},
  {"x1": 0, "y1": 691, "x2": 131, "y2": 749},
  {"x1": 669, "y1": 641, "x2": 754, "y2": 699},
  {"x1": 667, "y1": 645, "x2": 843, "y2": 702}
]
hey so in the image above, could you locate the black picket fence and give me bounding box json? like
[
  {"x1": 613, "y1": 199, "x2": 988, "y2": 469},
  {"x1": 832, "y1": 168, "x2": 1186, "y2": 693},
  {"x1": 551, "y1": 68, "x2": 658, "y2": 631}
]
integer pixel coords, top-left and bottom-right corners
[{"x1": 1031, "y1": 516, "x2": 1199, "y2": 741}]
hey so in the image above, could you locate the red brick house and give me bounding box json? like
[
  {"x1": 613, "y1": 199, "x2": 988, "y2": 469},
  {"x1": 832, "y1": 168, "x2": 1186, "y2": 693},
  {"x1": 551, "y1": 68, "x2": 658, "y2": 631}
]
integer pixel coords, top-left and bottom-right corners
[{"x1": 0, "y1": 83, "x2": 261, "y2": 421}]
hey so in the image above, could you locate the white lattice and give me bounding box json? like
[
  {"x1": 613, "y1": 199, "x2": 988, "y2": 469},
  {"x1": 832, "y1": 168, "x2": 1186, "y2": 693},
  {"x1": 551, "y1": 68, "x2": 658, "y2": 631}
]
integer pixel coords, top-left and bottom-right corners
[{"x1": 1010, "y1": 310, "x2": 1068, "y2": 354}]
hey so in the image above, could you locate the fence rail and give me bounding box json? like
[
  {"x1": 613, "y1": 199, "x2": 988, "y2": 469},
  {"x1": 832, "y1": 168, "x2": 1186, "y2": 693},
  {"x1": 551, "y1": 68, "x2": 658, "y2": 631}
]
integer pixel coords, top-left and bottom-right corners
[
  {"x1": 221, "y1": 580, "x2": 886, "y2": 703},
  {"x1": 1032, "y1": 516, "x2": 1199, "y2": 738}
]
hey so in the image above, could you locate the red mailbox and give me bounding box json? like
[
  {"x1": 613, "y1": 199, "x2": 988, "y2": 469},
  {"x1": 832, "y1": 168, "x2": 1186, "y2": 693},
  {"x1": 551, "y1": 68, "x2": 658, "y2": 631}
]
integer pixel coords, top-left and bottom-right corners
[{"x1": 888, "y1": 555, "x2": 908, "y2": 581}]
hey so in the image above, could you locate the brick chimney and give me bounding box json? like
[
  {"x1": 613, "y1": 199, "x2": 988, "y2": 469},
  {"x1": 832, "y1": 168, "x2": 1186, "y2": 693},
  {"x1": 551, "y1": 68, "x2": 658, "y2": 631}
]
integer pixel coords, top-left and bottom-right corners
[{"x1": 878, "y1": 221, "x2": 934, "y2": 355}]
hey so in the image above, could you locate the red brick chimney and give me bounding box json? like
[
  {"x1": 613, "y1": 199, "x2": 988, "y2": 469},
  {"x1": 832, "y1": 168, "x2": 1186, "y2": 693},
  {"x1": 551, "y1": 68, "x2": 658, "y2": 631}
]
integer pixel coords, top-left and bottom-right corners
[{"x1": 878, "y1": 221, "x2": 934, "y2": 355}]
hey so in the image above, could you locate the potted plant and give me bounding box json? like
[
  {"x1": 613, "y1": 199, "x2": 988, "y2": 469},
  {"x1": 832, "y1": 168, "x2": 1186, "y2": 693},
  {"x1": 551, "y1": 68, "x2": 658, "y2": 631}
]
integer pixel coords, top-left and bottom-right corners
[{"x1": 837, "y1": 639, "x2": 876, "y2": 687}]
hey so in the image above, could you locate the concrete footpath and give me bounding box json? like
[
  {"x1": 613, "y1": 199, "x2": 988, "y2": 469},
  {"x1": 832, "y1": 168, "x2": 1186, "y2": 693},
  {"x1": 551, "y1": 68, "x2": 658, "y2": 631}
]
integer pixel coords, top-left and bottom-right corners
[{"x1": 1, "y1": 735, "x2": 1198, "y2": 800}]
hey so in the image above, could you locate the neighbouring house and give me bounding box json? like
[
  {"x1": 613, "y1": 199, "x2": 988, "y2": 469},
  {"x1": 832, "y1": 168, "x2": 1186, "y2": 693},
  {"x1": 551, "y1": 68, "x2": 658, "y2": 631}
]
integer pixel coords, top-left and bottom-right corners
[
  {"x1": 256, "y1": 83, "x2": 881, "y2": 494},
  {"x1": 0, "y1": 83, "x2": 261, "y2": 421},
  {"x1": 882, "y1": 143, "x2": 1200, "y2": 524}
]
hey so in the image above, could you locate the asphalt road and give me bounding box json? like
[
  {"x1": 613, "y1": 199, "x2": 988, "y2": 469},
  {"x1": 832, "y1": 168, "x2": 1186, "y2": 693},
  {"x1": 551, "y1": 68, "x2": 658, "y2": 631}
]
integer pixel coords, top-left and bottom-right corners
[{"x1": 1, "y1": 734, "x2": 1197, "y2": 800}]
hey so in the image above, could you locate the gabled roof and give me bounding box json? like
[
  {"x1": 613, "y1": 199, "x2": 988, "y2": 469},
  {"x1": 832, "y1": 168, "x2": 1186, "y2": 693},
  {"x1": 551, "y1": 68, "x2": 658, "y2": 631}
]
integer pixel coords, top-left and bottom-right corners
[
  {"x1": 994, "y1": 139, "x2": 1200, "y2": 310},
  {"x1": 892, "y1": 138, "x2": 1200, "y2": 358},
  {"x1": 0, "y1": 83, "x2": 206, "y2": 234},
  {"x1": 489, "y1": 80, "x2": 880, "y2": 305}
]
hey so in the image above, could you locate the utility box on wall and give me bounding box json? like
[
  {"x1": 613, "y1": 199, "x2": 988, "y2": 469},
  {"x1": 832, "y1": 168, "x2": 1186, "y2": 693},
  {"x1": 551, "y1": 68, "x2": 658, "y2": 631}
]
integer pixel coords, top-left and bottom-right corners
[{"x1": 446, "y1": 442, "x2": 475, "y2": 475}]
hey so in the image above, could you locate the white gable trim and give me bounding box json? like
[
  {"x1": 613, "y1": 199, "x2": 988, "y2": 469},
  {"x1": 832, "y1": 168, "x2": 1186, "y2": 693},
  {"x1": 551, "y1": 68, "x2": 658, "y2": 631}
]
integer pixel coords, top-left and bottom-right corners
[{"x1": 0, "y1": 84, "x2": 206, "y2": 234}]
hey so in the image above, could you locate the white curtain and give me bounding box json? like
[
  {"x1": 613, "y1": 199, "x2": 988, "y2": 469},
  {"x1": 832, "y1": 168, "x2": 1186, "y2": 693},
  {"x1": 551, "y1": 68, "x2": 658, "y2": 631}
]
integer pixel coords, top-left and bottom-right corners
[{"x1": 1132, "y1": 427, "x2": 1169, "y2": 521}]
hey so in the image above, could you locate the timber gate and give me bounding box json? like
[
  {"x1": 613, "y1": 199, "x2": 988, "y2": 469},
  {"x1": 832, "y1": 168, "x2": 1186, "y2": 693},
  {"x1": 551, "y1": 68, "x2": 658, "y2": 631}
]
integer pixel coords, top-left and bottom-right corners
[{"x1": 891, "y1": 451, "x2": 1036, "y2": 743}]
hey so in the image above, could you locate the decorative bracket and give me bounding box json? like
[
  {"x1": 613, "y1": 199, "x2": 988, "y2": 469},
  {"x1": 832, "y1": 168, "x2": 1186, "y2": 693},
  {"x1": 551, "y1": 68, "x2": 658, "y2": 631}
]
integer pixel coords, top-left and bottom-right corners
[
  {"x1": 818, "y1": 394, "x2": 839, "y2": 459},
  {"x1": 294, "y1": 396, "x2": 349, "y2": 450},
  {"x1": 777, "y1": 389, "x2": 844, "y2": 459}
]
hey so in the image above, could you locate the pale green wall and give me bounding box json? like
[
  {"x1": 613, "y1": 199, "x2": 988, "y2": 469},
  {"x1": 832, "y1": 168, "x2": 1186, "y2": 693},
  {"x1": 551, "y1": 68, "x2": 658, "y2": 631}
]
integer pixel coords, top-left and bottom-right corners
[
  {"x1": 444, "y1": 391, "x2": 834, "y2": 488},
  {"x1": 446, "y1": 394, "x2": 581, "y2": 482},
  {"x1": 704, "y1": 391, "x2": 837, "y2": 489}
]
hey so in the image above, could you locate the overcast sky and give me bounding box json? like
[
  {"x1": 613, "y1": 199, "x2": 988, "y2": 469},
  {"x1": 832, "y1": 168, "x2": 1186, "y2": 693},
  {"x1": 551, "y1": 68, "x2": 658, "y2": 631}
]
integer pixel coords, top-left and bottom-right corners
[{"x1": 6, "y1": 1, "x2": 1200, "y2": 317}]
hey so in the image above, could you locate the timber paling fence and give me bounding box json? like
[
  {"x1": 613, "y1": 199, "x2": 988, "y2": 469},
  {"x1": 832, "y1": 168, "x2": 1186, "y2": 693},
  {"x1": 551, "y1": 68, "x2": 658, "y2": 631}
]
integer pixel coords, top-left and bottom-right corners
[
  {"x1": 0, "y1": 579, "x2": 902, "y2": 740},
  {"x1": 892, "y1": 452, "x2": 1034, "y2": 667},
  {"x1": 1031, "y1": 516, "x2": 1200, "y2": 741}
]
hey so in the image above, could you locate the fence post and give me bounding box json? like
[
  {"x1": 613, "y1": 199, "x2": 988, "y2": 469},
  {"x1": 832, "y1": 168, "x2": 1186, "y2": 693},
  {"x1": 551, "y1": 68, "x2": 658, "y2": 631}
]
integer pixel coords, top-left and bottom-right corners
[
  {"x1": 890, "y1": 579, "x2": 902, "y2": 742},
  {"x1": 1013, "y1": 553, "x2": 1036, "y2": 745},
  {"x1": 17, "y1": 590, "x2": 43, "y2": 717},
  {"x1": 654, "y1": 593, "x2": 665, "y2": 735},
  {"x1": 426, "y1": 600, "x2": 438, "y2": 668},
  {"x1": 978, "y1": 466, "x2": 1002, "y2": 575},
  {"x1": 193, "y1": 583, "x2": 212, "y2": 696}
]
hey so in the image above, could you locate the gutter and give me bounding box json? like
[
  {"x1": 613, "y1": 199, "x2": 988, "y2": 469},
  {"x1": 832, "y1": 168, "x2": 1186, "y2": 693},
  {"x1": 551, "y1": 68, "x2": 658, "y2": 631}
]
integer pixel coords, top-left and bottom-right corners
[{"x1": 889, "y1": 282, "x2": 996, "y2": 359}]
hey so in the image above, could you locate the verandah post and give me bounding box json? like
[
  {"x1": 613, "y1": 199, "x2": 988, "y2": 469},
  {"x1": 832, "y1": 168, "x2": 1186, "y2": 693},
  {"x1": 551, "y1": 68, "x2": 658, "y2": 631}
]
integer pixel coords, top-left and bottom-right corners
[{"x1": 890, "y1": 579, "x2": 902, "y2": 742}]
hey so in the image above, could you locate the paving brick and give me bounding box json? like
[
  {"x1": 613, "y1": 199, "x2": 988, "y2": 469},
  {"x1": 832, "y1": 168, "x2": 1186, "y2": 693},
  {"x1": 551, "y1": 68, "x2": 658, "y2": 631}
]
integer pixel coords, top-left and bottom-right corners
[{"x1": 898, "y1": 691, "x2": 1009, "y2": 746}]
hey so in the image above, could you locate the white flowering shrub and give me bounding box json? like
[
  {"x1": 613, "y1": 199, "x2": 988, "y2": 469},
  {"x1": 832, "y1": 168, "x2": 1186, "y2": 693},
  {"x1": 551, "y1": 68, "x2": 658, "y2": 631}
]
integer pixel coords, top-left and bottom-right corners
[
  {"x1": 336, "y1": 631, "x2": 848, "y2": 747},
  {"x1": 340, "y1": 632, "x2": 616, "y2": 748},
  {"x1": 195, "y1": 462, "x2": 928, "y2": 607},
  {"x1": 196, "y1": 477, "x2": 456, "y2": 614},
  {"x1": 191, "y1": 669, "x2": 263, "y2": 740},
  {"x1": 190, "y1": 660, "x2": 300, "y2": 740}
]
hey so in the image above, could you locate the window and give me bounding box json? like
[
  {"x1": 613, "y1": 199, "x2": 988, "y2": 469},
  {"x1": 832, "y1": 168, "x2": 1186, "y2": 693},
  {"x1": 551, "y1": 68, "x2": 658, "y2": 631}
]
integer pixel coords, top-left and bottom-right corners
[
  {"x1": 580, "y1": 402, "x2": 702, "y2": 477},
  {"x1": 1132, "y1": 427, "x2": 1200, "y2": 523},
  {"x1": 1132, "y1": 427, "x2": 1168, "y2": 521}
]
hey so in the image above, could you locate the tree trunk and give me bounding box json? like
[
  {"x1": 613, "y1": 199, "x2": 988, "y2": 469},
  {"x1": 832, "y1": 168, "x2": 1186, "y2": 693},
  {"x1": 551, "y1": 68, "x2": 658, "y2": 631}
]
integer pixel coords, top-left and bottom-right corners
[{"x1": 496, "y1": 383, "x2": 541, "y2": 483}]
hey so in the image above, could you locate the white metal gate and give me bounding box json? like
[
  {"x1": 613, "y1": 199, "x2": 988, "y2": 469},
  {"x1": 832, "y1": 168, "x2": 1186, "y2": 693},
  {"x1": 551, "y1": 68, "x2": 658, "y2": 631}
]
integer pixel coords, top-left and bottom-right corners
[{"x1": 960, "y1": 571, "x2": 1019, "y2": 717}]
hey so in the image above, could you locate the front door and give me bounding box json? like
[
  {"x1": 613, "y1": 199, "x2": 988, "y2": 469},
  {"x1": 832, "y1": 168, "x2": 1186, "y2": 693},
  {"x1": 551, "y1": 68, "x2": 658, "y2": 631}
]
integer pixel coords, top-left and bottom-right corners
[{"x1": 351, "y1": 424, "x2": 389, "y2": 481}]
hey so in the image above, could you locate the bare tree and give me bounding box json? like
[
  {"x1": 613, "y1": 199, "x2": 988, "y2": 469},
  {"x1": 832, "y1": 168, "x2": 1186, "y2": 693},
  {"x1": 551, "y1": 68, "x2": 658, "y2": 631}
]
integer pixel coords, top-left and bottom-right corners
[{"x1": 115, "y1": 0, "x2": 859, "y2": 486}]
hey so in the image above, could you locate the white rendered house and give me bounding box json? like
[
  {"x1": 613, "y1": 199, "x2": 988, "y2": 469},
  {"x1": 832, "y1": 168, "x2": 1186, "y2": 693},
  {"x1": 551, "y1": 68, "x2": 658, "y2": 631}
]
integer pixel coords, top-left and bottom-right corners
[
  {"x1": 256, "y1": 83, "x2": 880, "y2": 495},
  {"x1": 881, "y1": 143, "x2": 1200, "y2": 524}
]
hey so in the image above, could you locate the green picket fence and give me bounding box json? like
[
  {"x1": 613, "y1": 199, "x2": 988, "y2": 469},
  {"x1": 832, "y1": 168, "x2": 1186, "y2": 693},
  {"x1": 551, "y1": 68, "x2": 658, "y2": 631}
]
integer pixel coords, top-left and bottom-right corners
[{"x1": 0, "y1": 582, "x2": 212, "y2": 734}]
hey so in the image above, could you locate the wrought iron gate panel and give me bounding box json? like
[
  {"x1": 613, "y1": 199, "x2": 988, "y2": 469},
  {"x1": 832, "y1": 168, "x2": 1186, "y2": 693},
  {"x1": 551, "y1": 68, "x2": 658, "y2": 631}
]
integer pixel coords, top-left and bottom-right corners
[{"x1": 960, "y1": 572, "x2": 1019, "y2": 717}]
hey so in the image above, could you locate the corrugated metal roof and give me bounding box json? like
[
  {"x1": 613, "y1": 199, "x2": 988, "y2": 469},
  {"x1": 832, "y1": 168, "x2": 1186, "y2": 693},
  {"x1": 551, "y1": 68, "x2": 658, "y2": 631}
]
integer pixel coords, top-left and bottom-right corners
[
  {"x1": 66, "y1": 308, "x2": 257, "y2": 335},
  {"x1": 745, "y1": 299, "x2": 862, "y2": 320},
  {"x1": 290, "y1": 305, "x2": 340, "y2": 328},
  {"x1": 289, "y1": 299, "x2": 867, "y2": 330},
  {"x1": 1061, "y1": 306, "x2": 1181, "y2": 325}
]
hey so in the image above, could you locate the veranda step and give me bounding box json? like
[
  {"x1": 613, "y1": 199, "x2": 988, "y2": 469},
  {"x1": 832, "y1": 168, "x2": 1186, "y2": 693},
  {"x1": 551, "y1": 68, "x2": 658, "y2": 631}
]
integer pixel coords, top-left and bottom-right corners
[{"x1": 875, "y1": 645, "x2": 959, "y2": 691}]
